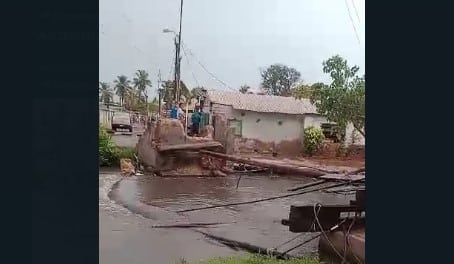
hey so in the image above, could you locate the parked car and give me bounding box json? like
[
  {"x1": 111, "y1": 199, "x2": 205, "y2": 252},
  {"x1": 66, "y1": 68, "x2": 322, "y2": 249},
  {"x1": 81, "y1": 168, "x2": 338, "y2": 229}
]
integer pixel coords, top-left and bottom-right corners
[{"x1": 111, "y1": 113, "x2": 132, "y2": 132}]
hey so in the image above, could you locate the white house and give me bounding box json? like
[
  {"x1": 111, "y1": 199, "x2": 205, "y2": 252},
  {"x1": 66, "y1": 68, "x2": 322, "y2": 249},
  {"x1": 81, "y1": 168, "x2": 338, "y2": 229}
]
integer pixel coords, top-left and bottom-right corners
[{"x1": 204, "y1": 90, "x2": 364, "y2": 156}]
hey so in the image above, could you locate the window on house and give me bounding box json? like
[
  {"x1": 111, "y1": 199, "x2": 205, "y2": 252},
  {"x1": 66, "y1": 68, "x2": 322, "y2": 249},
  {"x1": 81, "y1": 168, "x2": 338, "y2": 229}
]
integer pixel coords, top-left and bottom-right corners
[{"x1": 228, "y1": 119, "x2": 242, "y2": 136}]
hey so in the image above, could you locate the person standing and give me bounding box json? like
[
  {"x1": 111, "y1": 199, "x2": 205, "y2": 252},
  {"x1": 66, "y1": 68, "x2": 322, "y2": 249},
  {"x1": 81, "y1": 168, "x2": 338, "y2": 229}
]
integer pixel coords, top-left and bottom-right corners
[
  {"x1": 170, "y1": 102, "x2": 178, "y2": 119},
  {"x1": 191, "y1": 106, "x2": 201, "y2": 136},
  {"x1": 177, "y1": 103, "x2": 185, "y2": 119}
]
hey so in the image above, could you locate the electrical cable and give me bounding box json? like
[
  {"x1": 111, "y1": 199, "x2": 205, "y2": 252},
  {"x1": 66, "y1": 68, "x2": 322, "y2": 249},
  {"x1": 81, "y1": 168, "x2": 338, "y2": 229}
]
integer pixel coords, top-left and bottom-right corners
[
  {"x1": 181, "y1": 43, "x2": 200, "y2": 87},
  {"x1": 280, "y1": 218, "x2": 347, "y2": 256},
  {"x1": 181, "y1": 42, "x2": 236, "y2": 91},
  {"x1": 350, "y1": 0, "x2": 361, "y2": 23},
  {"x1": 314, "y1": 203, "x2": 348, "y2": 263},
  {"x1": 168, "y1": 46, "x2": 176, "y2": 80},
  {"x1": 344, "y1": 0, "x2": 361, "y2": 44}
]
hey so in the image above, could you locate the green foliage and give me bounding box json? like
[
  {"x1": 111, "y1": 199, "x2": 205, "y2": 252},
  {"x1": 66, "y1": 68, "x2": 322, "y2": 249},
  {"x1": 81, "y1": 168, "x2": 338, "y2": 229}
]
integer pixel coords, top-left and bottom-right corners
[
  {"x1": 133, "y1": 69, "x2": 152, "y2": 102},
  {"x1": 99, "y1": 126, "x2": 118, "y2": 166},
  {"x1": 99, "y1": 126, "x2": 136, "y2": 166},
  {"x1": 303, "y1": 126, "x2": 325, "y2": 156},
  {"x1": 239, "y1": 84, "x2": 251, "y2": 94},
  {"x1": 260, "y1": 64, "x2": 301, "y2": 96},
  {"x1": 116, "y1": 146, "x2": 136, "y2": 161},
  {"x1": 308, "y1": 55, "x2": 365, "y2": 137},
  {"x1": 190, "y1": 254, "x2": 322, "y2": 264},
  {"x1": 293, "y1": 83, "x2": 325, "y2": 100},
  {"x1": 147, "y1": 102, "x2": 160, "y2": 113},
  {"x1": 114, "y1": 75, "x2": 132, "y2": 106},
  {"x1": 99, "y1": 82, "x2": 113, "y2": 105},
  {"x1": 162, "y1": 80, "x2": 190, "y2": 104}
]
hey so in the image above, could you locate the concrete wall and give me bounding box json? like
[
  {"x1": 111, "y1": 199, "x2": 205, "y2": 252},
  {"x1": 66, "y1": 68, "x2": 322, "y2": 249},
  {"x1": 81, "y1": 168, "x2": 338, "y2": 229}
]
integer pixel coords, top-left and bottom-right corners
[
  {"x1": 206, "y1": 103, "x2": 233, "y2": 124},
  {"x1": 207, "y1": 102, "x2": 364, "y2": 156},
  {"x1": 302, "y1": 114, "x2": 329, "y2": 129},
  {"x1": 231, "y1": 110, "x2": 303, "y2": 143},
  {"x1": 99, "y1": 109, "x2": 114, "y2": 126}
]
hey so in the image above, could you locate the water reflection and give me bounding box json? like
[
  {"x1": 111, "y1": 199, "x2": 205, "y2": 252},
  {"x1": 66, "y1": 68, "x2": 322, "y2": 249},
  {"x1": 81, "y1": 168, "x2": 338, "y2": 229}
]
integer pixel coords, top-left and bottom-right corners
[{"x1": 113, "y1": 173, "x2": 355, "y2": 256}]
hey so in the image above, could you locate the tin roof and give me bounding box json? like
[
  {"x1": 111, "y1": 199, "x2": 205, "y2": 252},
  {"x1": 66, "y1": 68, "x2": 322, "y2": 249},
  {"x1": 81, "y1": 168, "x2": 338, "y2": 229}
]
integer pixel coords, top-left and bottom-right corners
[{"x1": 207, "y1": 90, "x2": 318, "y2": 115}]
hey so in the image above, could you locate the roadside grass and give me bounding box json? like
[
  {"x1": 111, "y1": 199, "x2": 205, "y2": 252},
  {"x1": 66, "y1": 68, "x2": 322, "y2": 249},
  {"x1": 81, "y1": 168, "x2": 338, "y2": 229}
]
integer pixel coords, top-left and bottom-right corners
[
  {"x1": 116, "y1": 146, "x2": 136, "y2": 161},
  {"x1": 99, "y1": 125, "x2": 136, "y2": 166},
  {"x1": 176, "y1": 255, "x2": 324, "y2": 264}
]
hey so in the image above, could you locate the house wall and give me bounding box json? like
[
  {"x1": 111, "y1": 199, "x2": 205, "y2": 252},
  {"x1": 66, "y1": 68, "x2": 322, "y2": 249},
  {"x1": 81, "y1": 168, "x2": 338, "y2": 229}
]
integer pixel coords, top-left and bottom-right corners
[
  {"x1": 301, "y1": 114, "x2": 329, "y2": 143},
  {"x1": 99, "y1": 109, "x2": 114, "y2": 126},
  {"x1": 207, "y1": 102, "x2": 363, "y2": 156},
  {"x1": 345, "y1": 123, "x2": 365, "y2": 146},
  {"x1": 234, "y1": 110, "x2": 302, "y2": 156},
  {"x1": 302, "y1": 114, "x2": 329, "y2": 129},
  {"x1": 211, "y1": 105, "x2": 305, "y2": 156},
  {"x1": 231, "y1": 110, "x2": 302, "y2": 143}
]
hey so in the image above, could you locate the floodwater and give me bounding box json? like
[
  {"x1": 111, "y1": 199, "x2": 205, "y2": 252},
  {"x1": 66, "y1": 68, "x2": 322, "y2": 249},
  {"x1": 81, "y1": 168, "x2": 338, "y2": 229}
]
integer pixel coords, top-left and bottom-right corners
[{"x1": 109, "y1": 173, "x2": 354, "y2": 257}]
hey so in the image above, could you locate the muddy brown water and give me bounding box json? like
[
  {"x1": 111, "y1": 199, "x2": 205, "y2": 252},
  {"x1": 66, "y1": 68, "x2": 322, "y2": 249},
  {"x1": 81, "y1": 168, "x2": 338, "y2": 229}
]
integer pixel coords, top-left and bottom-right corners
[{"x1": 109, "y1": 173, "x2": 354, "y2": 257}]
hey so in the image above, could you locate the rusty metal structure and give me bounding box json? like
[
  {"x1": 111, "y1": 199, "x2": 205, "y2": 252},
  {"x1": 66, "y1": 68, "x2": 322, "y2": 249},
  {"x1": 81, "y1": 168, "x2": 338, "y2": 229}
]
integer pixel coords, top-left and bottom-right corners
[
  {"x1": 137, "y1": 118, "x2": 226, "y2": 177},
  {"x1": 282, "y1": 179, "x2": 365, "y2": 263}
]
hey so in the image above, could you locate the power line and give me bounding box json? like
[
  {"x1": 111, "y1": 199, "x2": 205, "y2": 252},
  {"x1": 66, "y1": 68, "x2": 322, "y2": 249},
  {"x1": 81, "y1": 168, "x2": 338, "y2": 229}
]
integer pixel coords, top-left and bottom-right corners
[
  {"x1": 168, "y1": 46, "x2": 176, "y2": 80},
  {"x1": 351, "y1": 0, "x2": 361, "y2": 23},
  {"x1": 181, "y1": 42, "x2": 236, "y2": 91},
  {"x1": 344, "y1": 0, "x2": 361, "y2": 45},
  {"x1": 181, "y1": 43, "x2": 200, "y2": 87}
]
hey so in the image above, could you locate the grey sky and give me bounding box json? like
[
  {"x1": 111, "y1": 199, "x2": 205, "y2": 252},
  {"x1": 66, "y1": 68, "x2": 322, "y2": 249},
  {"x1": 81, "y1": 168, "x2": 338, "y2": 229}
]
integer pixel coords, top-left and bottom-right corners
[{"x1": 100, "y1": 0, "x2": 365, "y2": 99}]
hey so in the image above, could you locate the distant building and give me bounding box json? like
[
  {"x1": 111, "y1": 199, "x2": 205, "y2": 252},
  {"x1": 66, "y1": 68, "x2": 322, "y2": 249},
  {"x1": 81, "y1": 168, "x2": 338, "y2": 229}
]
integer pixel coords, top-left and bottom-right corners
[{"x1": 204, "y1": 90, "x2": 364, "y2": 155}]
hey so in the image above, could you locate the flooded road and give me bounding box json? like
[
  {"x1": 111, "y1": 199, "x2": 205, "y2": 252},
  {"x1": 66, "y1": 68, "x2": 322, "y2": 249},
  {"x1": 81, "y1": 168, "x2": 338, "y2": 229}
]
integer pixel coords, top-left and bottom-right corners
[
  {"x1": 108, "y1": 172, "x2": 354, "y2": 257},
  {"x1": 99, "y1": 170, "x2": 239, "y2": 264}
]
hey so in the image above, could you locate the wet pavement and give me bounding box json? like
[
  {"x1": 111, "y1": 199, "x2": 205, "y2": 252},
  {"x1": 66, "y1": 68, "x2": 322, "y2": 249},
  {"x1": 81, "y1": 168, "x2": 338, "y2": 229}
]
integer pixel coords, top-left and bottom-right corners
[
  {"x1": 101, "y1": 168, "x2": 355, "y2": 263},
  {"x1": 99, "y1": 170, "x2": 239, "y2": 264}
]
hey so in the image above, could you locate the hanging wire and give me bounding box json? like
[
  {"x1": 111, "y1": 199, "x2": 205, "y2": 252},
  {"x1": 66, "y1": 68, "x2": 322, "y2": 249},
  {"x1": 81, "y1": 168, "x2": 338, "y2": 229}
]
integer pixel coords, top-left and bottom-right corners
[
  {"x1": 344, "y1": 0, "x2": 361, "y2": 45},
  {"x1": 350, "y1": 0, "x2": 361, "y2": 23},
  {"x1": 181, "y1": 42, "x2": 237, "y2": 91},
  {"x1": 168, "y1": 46, "x2": 176, "y2": 80},
  {"x1": 314, "y1": 203, "x2": 348, "y2": 263},
  {"x1": 181, "y1": 43, "x2": 200, "y2": 87}
]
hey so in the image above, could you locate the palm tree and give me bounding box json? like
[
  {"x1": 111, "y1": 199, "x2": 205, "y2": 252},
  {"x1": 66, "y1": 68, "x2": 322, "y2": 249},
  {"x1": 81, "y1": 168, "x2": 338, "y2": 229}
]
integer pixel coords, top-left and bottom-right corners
[
  {"x1": 123, "y1": 87, "x2": 138, "y2": 110},
  {"x1": 133, "y1": 70, "x2": 152, "y2": 103},
  {"x1": 99, "y1": 82, "x2": 113, "y2": 107},
  {"x1": 113, "y1": 75, "x2": 131, "y2": 106},
  {"x1": 239, "y1": 84, "x2": 250, "y2": 94}
]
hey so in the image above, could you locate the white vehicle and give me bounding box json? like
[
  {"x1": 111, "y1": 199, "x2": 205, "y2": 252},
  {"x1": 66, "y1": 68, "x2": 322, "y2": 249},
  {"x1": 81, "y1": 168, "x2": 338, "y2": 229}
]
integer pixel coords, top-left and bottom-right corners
[{"x1": 111, "y1": 113, "x2": 132, "y2": 132}]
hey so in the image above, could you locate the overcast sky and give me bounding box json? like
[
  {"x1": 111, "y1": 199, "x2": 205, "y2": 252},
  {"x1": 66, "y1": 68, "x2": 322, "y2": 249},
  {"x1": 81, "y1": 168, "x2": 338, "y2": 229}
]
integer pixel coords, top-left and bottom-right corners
[{"x1": 100, "y1": 0, "x2": 365, "y2": 99}]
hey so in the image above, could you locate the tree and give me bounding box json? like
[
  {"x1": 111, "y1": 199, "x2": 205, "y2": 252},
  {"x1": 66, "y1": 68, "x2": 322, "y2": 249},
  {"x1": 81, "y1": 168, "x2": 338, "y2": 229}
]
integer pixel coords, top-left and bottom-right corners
[
  {"x1": 161, "y1": 80, "x2": 189, "y2": 105},
  {"x1": 187, "y1": 86, "x2": 205, "y2": 102},
  {"x1": 260, "y1": 64, "x2": 301, "y2": 96},
  {"x1": 99, "y1": 82, "x2": 113, "y2": 106},
  {"x1": 133, "y1": 70, "x2": 152, "y2": 103},
  {"x1": 309, "y1": 55, "x2": 365, "y2": 137},
  {"x1": 293, "y1": 82, "x2": 326, "y2": 99},
  {"x1": 123, "y1": 87, "x2": 138, "y2": 110},
  {"x1": 113, "y1": 75, "x2": 131, "y2": 106},
  {"x1": 239, "y1": 84, "x2": 250, "y2": 94}
]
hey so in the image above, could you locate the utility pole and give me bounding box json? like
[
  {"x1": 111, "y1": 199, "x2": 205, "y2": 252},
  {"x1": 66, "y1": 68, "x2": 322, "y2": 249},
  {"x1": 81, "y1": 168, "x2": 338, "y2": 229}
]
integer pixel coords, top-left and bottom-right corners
[
  {"x1": 174, "y1": 35, "x2": 179, "y2": 102},
  {"x1": 157, "y1": 69, "x2": 162, "y2": 118},
  {"x1": 174, "y1": 0, "x2": 184, "y2": 103}
]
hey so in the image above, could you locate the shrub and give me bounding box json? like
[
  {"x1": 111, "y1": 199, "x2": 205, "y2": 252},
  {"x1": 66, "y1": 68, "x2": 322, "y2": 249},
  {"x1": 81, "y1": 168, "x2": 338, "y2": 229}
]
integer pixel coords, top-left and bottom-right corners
[
  {"x1": 303, "y1": 126, "x2": 325, "y2": 156},
  {"x1": 99, "y1": 125, "x2": 118, "y2": 166},
  {"x1": 116, "y1": 147, "x2": 136, "y2": 161},
  {"x1": 99, "y1": 125, "x2": 137, "y2": 166}
]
